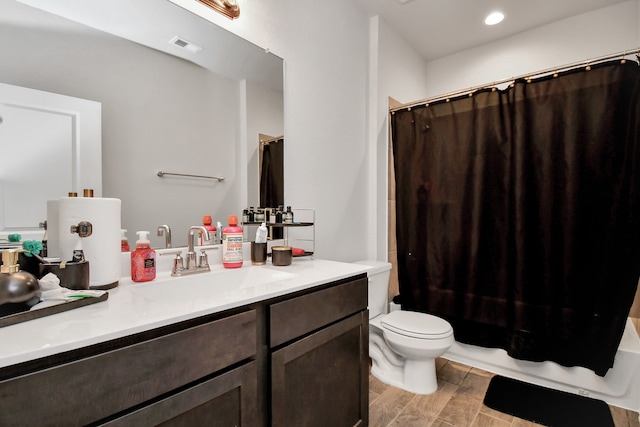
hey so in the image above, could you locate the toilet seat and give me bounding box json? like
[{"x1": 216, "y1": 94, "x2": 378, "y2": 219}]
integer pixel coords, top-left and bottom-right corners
[{"x1": 381, "y1": 310, "x2": 453, "y2": 340}]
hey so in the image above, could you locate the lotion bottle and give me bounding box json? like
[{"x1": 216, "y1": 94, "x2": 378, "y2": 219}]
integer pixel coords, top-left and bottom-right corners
[
  {"x1": 222, "y1": 215, "x2": 243, "y2": 268},
  {"x1": 131, "y1": 231, "x2": 156, "y2": 282}
]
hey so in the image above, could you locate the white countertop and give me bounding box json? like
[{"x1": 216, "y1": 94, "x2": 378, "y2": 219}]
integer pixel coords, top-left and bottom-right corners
[{"x1": 0, "y1": 259, "x2": 370, "y2": 369}]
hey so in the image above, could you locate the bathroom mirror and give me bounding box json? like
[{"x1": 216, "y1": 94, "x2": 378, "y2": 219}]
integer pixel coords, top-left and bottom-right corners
[{"x1": 0, "y1": 0, "x2": 284, "y2": 248}]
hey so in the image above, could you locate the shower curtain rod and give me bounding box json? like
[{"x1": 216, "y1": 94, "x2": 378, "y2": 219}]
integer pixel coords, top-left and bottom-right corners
[
  {"x1": 260, "y1": 135, "x2": 284, "y2": 145},
  {"x1": 389, "y1": 47, "x2": 640, "y2": 113}
]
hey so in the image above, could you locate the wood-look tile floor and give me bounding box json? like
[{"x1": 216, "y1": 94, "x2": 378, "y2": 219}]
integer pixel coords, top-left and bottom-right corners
[{"x1": 369, "y1": 358, "x2": 640, "y2": 427}]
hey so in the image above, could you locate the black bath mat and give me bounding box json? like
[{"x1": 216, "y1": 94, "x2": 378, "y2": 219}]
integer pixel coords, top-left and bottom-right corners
[{"x1": 483, "y1": 375, "x2": 614, "y2": 427}]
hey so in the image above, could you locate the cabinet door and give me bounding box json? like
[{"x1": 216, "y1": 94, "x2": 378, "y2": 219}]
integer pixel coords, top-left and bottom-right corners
[
  {"x1": 270, "y1": 275, "x2": 367, "y2": 348},
  {"x1": 100, "y1": 361, "x2": 258, "y2": 427},
  {"x1": 271, "y1": 312, "x2": 368, "y2": 427}
]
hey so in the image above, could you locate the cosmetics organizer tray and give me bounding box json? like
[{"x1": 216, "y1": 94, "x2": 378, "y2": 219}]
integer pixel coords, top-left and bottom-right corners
[{"x1": 0, "y1": 292, "x2": 108, "y2": 328}]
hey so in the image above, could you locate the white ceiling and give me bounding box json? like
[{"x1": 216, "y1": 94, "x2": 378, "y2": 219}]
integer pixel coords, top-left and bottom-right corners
[
  {"x1": 351, "y1": 0, "x2": 631, "y2": 61},
  {"x1": 13, "y1": 0, "x2": 632, "y2": 78},
  {"x1": 12, "y1": 0, "x2": 283, "y2": 92}
]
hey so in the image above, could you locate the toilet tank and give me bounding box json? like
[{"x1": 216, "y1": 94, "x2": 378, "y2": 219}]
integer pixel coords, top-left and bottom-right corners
[{"x1": 352, "y1": 260, "x2": 391, "y2": 319}]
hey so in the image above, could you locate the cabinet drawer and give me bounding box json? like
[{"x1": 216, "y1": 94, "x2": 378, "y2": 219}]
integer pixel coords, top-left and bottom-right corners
[
  {"x1": 0, "y1": 309, "x2": 256, "y2": 427},
  {"x1": 101, "y1": 361, "x2": 258, "y2": 427},
  {"x1": 269, "y1": 275, "x2": 367, "y2": 348}
]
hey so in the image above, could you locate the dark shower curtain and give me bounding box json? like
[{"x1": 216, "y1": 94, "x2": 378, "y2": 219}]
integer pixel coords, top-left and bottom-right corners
[
  {"x1": 260, "y1": 138, "x2": 284, "y2": 209},
  {"x1": 391, "y1": 60, "x2": 640, "y2": 376},
  {"x1": 260, "y1": 138, "x2": 284, "y2": 239}
]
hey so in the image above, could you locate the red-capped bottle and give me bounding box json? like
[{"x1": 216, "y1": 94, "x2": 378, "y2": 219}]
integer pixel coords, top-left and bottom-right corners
[
  {"x1": 222, "y1": 215, "x2": 243, "y2": 268},
  {"x1": 200, "y1": 215, "x2": 217, "y2": 245}
]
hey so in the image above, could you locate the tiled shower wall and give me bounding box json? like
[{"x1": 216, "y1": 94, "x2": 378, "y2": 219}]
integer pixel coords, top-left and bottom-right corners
[{"x1": 387, "y1": 139, "x2": 640, "y2": 335}]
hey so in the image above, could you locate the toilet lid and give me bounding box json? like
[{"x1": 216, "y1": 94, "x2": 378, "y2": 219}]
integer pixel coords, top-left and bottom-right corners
[{"x1": 381, "y1": 310, "x2": 453, "y2": 339}]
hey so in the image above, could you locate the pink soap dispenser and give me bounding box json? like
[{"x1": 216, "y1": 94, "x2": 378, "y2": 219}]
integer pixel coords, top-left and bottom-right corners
[{"x1": 131, "y1": 231, "x2": 156, "y2": 282}]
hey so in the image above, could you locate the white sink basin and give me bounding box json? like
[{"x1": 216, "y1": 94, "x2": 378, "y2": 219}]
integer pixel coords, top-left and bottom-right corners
[{"x1": 130, "y1": 266, "x2": 297, "y2": 307}]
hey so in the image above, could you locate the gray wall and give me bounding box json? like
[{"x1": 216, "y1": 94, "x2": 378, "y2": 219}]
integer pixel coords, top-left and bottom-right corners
[{"x1": 1, "y1": 3, "x2": 253, "y2": 248}]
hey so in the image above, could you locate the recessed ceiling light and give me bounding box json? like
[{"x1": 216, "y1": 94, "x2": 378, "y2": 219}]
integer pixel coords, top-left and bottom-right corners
[{"x1": 484, "y1": 11, "x2": 505, "y2": 26}]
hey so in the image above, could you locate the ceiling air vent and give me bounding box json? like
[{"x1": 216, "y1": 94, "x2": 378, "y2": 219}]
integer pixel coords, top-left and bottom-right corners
[{"x1": 169, "y1": 36, "x2": 203, "y2": 53}]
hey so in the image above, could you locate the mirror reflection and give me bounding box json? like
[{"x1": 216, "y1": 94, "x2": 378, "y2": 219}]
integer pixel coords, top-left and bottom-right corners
[
  {"x1": 0, "y1": 0, "x2": 284, "y2": 248},
  {"x1": 259, "y1": 135, "x2": 284, "y2": 209}
]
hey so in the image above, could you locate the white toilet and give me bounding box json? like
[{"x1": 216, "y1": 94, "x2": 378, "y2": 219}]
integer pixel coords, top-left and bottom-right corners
[{"x1": 354, "y1": 260, "x2": 454, "y2": 395}]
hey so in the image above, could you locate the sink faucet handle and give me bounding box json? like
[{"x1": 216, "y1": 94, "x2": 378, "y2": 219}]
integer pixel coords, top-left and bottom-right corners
[
  {"x1": 197, "y1": 248, "x2": 210, "y2": 269},
  {"x1": 173, "y1": 252, "x2": 184, "y2": 273},
  {"x1": 159, "y1": 249, "x2": 184, "y2": 274}
]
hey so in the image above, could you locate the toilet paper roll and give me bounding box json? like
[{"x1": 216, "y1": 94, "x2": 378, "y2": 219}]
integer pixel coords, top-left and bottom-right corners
[
  {"x1": 46, "y1": 200, "x2": 60, "y2": 258},
  {"x1": 58, "y1": 197, "x2": 121, "y2": 289}
]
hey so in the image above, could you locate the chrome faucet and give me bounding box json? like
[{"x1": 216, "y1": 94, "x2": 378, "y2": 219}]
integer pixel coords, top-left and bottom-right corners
[
  {"x1": 157, "y1": 225, "x2": 172, "y2": 248},
  {"x1": 186, "y1": 226, "x2": 209, "y2": 269},
  {"x1": 163, "y1": 226, "x2": 218, "y2": 276}
]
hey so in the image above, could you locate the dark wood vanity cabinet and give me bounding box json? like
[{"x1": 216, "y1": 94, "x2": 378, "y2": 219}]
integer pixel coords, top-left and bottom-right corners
[
  {"x1": 269, "y1": 276, "x2": 369, "y2": 427},
  {"x1": 0, "y1": 273, "x2": 368, "y2": 427},
  {"x1": 0, "y1": 309, "x2": 258, "y2": 427}
]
